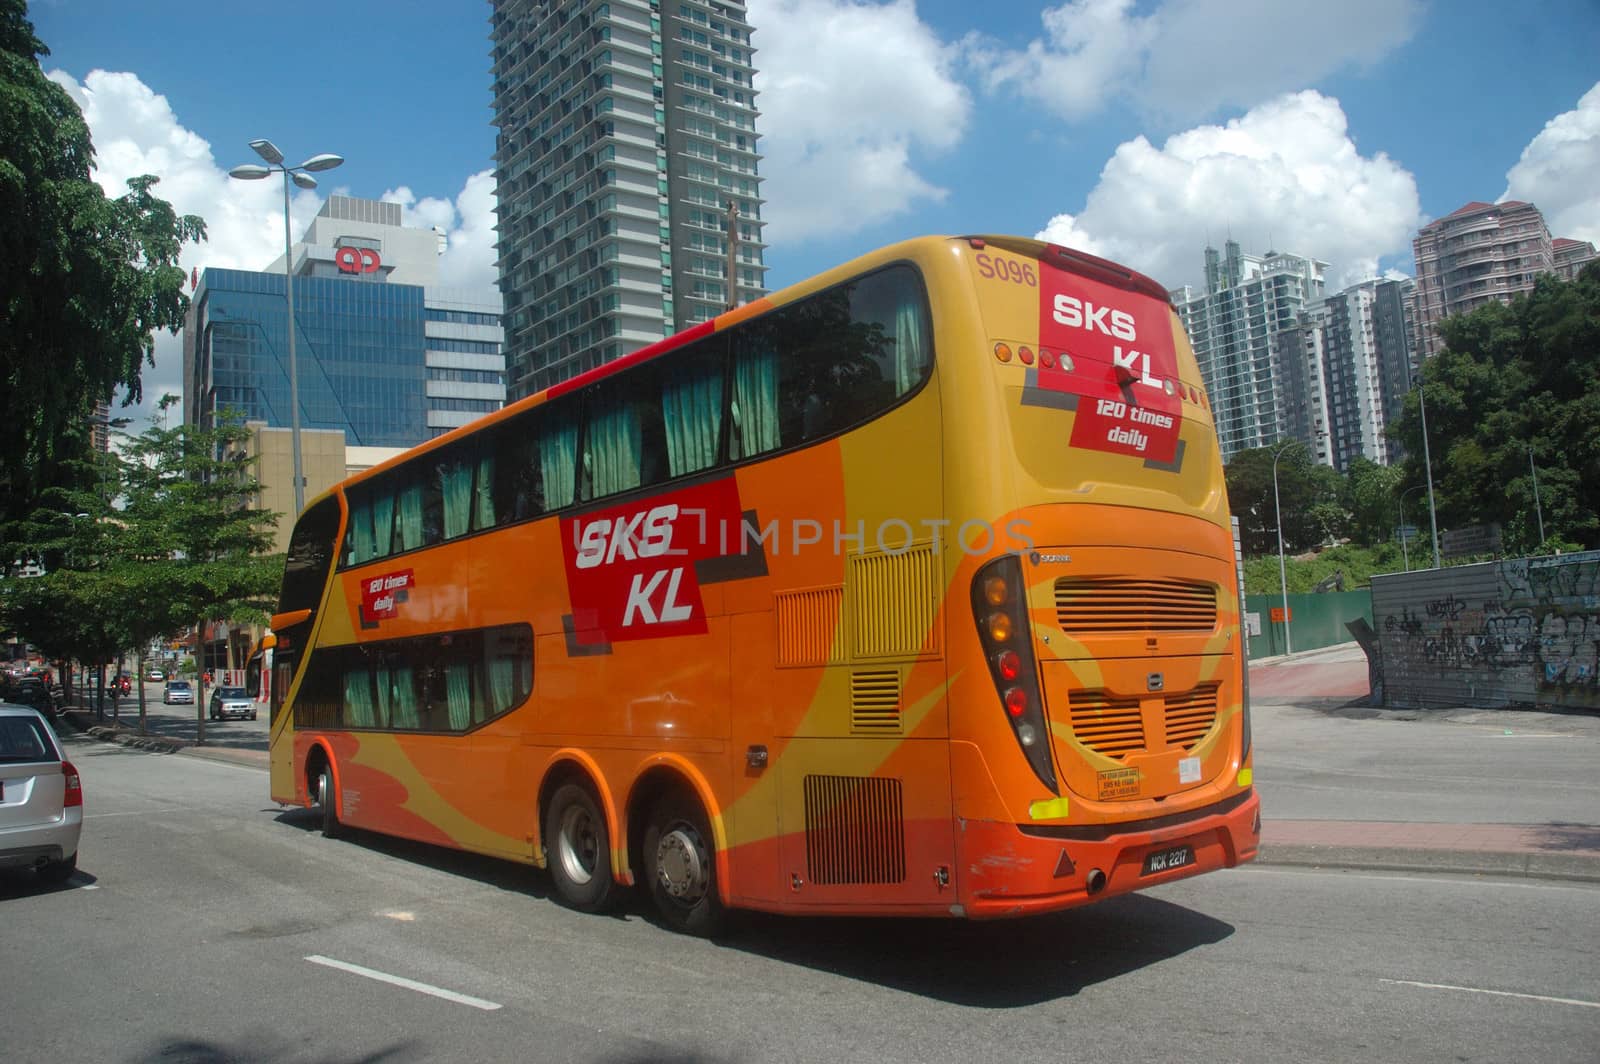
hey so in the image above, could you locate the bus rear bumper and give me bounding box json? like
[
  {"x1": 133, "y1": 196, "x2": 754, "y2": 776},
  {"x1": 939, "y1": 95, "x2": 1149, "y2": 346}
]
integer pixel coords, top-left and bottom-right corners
[{"x1": 955, "y1": 789, "x2": 1260, "y2": 919}]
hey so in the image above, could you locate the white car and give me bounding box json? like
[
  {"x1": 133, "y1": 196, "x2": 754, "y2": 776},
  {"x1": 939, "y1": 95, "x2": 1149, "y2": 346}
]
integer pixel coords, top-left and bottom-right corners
[
  {"x1": 0, "y1": 705, "x2": 82, "y2": 883},
  {"x1": 163, "y1": 680, "x2": 194, "y2": 705}
]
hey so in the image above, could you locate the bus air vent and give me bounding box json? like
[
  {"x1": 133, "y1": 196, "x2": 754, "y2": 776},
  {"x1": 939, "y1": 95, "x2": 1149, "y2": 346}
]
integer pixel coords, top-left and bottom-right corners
[
  {"x1": 1054, "y1": 578, "x2": 1217, "y2": 633},
  {"x1": 803, "y1": 775, "x2": 907, "y2": 885},
  {"x1": 776, "y1": 585, "x2": 844, "y2": 667},
  {"x1": 850, "y1": 545, "x2": 940, "y2": 659},
  {"x1": 1067, "y1": 690, "x2": 1146, "y2": 758},
  {"x1": 850, "y1": 669, "x2": 902, "y2": 733},
  {"x1": 1163, "y1": 684, "x2": 1221, "y2": 751}
]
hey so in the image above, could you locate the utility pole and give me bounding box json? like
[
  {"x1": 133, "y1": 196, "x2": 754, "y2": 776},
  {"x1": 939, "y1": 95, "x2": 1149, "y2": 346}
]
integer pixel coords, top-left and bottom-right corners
[
  {"x1": 1529, "y1": 446, "x2": 1546, "y2": 548},
  {"x1": 725, "y1": 200, "x2": 740, "y2": 312}
]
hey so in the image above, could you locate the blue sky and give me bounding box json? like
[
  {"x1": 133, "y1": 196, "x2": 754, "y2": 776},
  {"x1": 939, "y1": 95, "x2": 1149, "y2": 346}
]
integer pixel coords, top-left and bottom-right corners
[{"x1": 28, "y1": 0, "x2": 1600, "y2": 421}]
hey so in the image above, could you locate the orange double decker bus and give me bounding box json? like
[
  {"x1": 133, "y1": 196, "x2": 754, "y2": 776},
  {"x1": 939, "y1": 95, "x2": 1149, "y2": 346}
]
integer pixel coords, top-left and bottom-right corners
[{"x1": 267, "y1": 235, "x2": 1259, "y2": 934}]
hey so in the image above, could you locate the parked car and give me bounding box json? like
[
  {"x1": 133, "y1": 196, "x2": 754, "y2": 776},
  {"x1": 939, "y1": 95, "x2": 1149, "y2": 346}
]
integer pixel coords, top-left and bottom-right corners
[
  {"x1": 208, "y1": 686, "x2": 255, "y2": 721},
  {"x1": 0, "y1": 704, "x2": 82, "y2": 883},
  {"x1": 3, "y1": 677, "x2": 57, "y2": 718},
  {"x1": 162, "y1": 680, "x2": 194, "y2": 705}
]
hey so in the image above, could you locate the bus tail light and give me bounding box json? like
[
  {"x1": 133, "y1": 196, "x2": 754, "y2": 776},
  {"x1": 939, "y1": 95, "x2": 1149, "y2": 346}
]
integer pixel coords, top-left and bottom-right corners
[{"x1": 971, "y1": 555, "x2": 1058, "y2": 793}]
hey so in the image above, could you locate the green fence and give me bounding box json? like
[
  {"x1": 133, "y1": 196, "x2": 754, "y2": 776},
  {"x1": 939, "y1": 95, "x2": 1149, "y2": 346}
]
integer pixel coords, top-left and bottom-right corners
[{"x1": 1245, "y1": 590, "x2": 1373, "y2": 659}]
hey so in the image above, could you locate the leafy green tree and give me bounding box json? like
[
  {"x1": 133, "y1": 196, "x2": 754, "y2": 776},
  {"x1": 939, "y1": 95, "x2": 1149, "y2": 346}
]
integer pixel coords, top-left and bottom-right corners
[
  {"x1": 1391, "y1": 264, "x2": 1600, "y2": 551},
  {"x1": 0, "y1": 0, "x2": 206, "y2": 503},
  {"x1": 117, "y1": 398, "x2": 281, "y2": 742},
  {"x1": 1225, "y1": 441, "x2": 1348, "y2": 555},
  {"x1": 1345, "y1": 457, "x2": 1403, "y2": 547},
  {"x1": 1, "y1": 400, "x2": 281, "y2": 738}
]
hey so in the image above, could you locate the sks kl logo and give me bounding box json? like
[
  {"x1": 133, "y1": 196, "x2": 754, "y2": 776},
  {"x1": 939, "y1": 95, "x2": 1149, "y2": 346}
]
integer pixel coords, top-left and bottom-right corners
[
  {"x1": 561, "y1": 477, "x2": 745, "y2": 646},
  {"x1": 336, "y1": 246, "x2": 382, "y2": 274},
  {"x1": 1037, "y1": 265, "x2": 1182, "y2": 463}
]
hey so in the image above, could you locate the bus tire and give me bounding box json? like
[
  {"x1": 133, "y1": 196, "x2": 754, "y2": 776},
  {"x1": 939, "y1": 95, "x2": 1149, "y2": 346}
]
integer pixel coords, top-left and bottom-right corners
[
  {"x1": 544, "y1": 782, "x2": 616, "y2": 913},
  {"x1": 317, "y1": 767, "x2": 342, "y2": 839},
  {"x1": 643, "y1": 795, "x2": 725, "y2": 937}
]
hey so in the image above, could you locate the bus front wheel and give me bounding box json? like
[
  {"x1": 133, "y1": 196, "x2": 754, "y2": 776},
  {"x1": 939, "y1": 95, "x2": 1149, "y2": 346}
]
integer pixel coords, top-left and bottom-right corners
[
  {"x1": 544, "y1": 782, "x2": 617, "y2": 913},
  {"x1": 643, "y1": 796, "x2": 724, "y2": 937}
]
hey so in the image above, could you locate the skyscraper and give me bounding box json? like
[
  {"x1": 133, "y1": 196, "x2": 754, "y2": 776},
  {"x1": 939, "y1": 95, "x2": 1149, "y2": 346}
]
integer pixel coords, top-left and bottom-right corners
[
  {"x1": 1411, "y1": 200, "x2": 1554, "y2": 362},
  {"x1": 1172, "y1": 241, "x2": 1328, "y2": 461},
  {"x1": 490, "y1": 0, "x2": 768, "y2": 399}
]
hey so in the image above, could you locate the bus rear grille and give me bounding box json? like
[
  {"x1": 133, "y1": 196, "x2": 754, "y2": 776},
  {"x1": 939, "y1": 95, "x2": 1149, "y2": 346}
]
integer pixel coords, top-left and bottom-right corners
[
  {"x1": 1164, "y1": 684, "x2": 1220, "y2": 750},
  {"x1": 803, "y1": 775, "x2": 906, "y2": 885},
  {"x1": 850, "y1": 546, "x2": 940, "y2": 659},
  {"x1": 1067, "y1": 690, "x2": 1145, "y2": 757},
  {"x1": 1054, "y1": 578, "x2": 1217, "y2": 633},
  {"x1": 850, "y1": 669, "x2": 902, "y2": 733}
]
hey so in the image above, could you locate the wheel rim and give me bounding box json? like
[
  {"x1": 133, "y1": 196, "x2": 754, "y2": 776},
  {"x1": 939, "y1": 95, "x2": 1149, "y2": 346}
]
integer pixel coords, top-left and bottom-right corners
[
  {"x1": 655, "y1": 824, "x2": 709, "y2": 906},
  {"x1": 318, "y1": 772, "x2": 331, "y2": 807},
  {"x1": 557, "y1": 803, "x2": 600, "y2": 886}
]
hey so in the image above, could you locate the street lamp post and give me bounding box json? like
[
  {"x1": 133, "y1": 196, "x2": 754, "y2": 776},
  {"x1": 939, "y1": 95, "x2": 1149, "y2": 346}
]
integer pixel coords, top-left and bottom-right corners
[
  {"x1": 228, "y1": 141, "x2": 343, "y2": 517},
  {"x1": 1271, "y1": 442, "x2": 1295, "y2": 656},
  {"x1": 1528, "y1": 446, "x2": 1546, "y2": 549},
  {"x1": 1417, "y1": 292, "x2": 1443, "y2": 569}
]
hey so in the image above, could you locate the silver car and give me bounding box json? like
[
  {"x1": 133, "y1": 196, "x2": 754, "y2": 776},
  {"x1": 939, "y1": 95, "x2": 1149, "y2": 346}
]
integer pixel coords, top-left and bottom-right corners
[
  {"x1": 0, "y1": 705, "x2": 82, "y2": 883},
  {"x1": 209, "y1": 686, "x2": 256, "y2": 721}
]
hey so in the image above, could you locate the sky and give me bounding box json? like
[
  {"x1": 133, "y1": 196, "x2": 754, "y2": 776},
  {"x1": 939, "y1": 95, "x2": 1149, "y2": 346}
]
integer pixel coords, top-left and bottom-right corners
[{"x1": 27, "y1": 0, "x2": 1600, "y2": 428}]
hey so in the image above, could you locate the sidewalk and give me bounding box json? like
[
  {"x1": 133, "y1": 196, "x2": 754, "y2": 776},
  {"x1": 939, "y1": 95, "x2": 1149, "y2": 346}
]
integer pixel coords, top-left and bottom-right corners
[
  {"x1": 1248, "y1": 642, "x2": 1600, "y2": 883},
  {"x1": 54, "y1": 705, "x2": 268, "y2": 769}
]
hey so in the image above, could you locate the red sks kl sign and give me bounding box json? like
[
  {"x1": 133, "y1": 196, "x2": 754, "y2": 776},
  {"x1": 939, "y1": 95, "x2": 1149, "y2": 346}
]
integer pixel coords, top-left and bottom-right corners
[
  {"x1": 336, "y1": 247, "x2": 381, "y2": 274},
  {"x1": 560, "y1": 476, "x2": 745, "y2": 646},
  {"x1": 1034, "y1": 263, "x2": 1183, "y2": 463}
]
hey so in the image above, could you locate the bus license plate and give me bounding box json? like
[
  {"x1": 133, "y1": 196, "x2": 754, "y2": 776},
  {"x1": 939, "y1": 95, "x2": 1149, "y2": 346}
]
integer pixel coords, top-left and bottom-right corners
[{"x1": 1141, "y1": 845, "x2": 1194, "y2": 876}]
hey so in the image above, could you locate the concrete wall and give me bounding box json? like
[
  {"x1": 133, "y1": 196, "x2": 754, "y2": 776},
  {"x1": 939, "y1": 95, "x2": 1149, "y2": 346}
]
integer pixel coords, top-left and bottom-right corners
[{"x1": 1371, "y1": 551, "x2": 1600, "y2": 710}]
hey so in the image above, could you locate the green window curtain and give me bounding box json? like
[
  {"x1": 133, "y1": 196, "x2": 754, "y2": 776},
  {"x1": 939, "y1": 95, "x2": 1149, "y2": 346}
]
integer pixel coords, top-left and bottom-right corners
[
  {"x1": 344, "y1": 669, "x2": 374, "y2": 728},
  {"x1": 487, "y1": 652, "x2": 516, "y2": 717},
  {"x1": 441, "y1": 459, "x2": 473, "y2": 540},
  {"x1": 446, "y1": 662, "x2": 473, "y2": 731},
  {"x1": 663, "y1": 367, "x2": 723, "y2": 476},
  {"x1": 349, "y1": 499, "x2": 375, "y2": 564},
  {"x1": 371, "y1": 490, "x2": 395, "y2": 558},
  {"x1": 731, "y1": 348, "x2": 780, "y2": 458},
  {"x1": 372, "y1": 664, "x2": 393, "y2": 728},
  {"x1": 390, "y1": 665, "x2": 419, "y2": 729},
  {"x1": 538, "y1": 420, "x2": 577, "y2": 509},
  {"x1": 588, "y1": 399, "x2": 642, "y2": 497},
  {"x1": 894, "y1": 297, "x2": 928, "y2": 396},
  {"x1": 397, "y1": 483, "x2": 424, "y2": 552},
  {"x1": 472, "y1": 453, "x2": 495, "y2": 530}
]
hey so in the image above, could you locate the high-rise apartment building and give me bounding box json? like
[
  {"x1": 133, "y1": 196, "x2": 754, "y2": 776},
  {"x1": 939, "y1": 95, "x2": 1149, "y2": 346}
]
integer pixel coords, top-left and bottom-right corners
[
  {"x1": 1172, "y1": 241, "x2": 1329, "y2": 461},
  {"x1": 491, "y1": 0, "x2": 768, "y2": 399},
  {"x1": 1412, "y1": 200, "x2": 1554, "y2": 361},
  {"x1": 1553, "y1": 237, "x2": 1599, "y2": 280}
]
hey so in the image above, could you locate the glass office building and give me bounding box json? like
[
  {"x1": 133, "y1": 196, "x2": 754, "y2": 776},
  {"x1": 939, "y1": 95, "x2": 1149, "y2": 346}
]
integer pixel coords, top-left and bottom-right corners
[
  {"x1": 184, "y1": 196, "x2": 506, "y2": 450},
  {"x1": 197, "y1": 269, "x2": 430, "y2": 448}
]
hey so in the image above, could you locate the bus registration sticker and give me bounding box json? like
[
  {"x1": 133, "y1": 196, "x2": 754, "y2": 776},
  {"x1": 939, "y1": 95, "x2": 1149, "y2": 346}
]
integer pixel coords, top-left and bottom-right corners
[
  {"x1": 1097, "y1": 766, "x2": 1141, "y2": 800},
  {"x1": 1034, "y1": 266, "x2": 1182, "y2": 463}
]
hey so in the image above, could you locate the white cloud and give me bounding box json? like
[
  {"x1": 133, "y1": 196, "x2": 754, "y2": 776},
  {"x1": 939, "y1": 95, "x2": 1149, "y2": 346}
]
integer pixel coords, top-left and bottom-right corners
[
  {"x1": 1035, "y1": 91, "x2": 1423, "y2": 292},
  {"x1": 748, "y1": 0, "x2": 971, "y2": 242},
  {"x1": 968, "y1": 0, "x2": 1423, "y2": 124},
  {"x1": 381, "y1": 171, "x2": 500, "y2": 288},
  {"x1": 1502, "y1": 81, "x2": 1600, "y2": 246},
  {"x1": 44, "y1": 68, "x2": 497, "y2": 428}
]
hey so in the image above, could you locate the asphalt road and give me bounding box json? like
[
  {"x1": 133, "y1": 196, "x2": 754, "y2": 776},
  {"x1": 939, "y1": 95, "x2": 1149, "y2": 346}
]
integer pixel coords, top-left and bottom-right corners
[{"x1": 3, "y1": 733, "x2": 1597, "y2": 1063}]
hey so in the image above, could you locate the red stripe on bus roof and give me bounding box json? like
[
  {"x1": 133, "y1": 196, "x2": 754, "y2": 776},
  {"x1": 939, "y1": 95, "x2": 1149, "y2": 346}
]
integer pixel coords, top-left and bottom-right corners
[{"x1": 544, "y1": 319, "x2": 719, "y2": 401}]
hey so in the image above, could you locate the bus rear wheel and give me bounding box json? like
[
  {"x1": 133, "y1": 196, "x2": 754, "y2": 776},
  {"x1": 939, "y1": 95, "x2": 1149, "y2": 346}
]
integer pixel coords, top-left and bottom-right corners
[
  {"x1": 317, "y1": 768, "x2": 341, "y2": 839},
  {"x1": 544, "y1": 782, "x2": 617, "y2": 913},
  {"x1": 643, "y1": 796, "x2": 724, "y2": 937}
]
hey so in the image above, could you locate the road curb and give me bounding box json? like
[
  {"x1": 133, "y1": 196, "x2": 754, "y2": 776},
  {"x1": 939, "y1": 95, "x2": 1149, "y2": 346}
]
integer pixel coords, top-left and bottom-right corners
[{"x1": 1257, "y1": 843, "x2": 1600, "y2": 884}]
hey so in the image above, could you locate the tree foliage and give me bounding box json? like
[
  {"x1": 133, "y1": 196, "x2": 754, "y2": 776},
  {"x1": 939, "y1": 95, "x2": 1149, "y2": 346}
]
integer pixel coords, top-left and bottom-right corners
[
  {"x1": 1224, "y1": 441, "x2": 1346, "y2": 555},
  {"x1": 1389, "y1": 264, "x2": 1600, "y2": 552},
  {"x1": 0, "y1": 400, "x2": 281, "y2": 734},
  {"x1": 0, "y1": 0, "x2": 206, "y2": 502}
]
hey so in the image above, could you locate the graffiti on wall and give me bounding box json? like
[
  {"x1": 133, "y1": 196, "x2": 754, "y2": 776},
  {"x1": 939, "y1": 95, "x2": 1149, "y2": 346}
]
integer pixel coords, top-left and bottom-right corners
[{"x1": 1375, "y1": 552, "x2": 1600, "y2": 710}]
